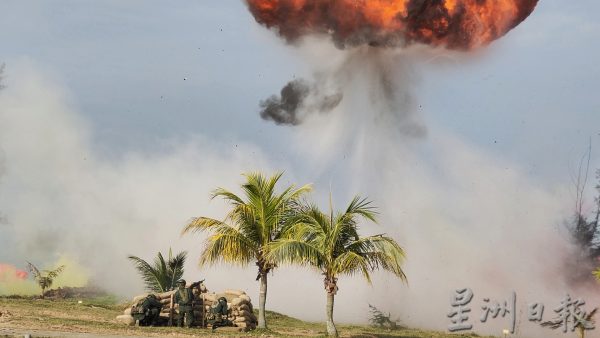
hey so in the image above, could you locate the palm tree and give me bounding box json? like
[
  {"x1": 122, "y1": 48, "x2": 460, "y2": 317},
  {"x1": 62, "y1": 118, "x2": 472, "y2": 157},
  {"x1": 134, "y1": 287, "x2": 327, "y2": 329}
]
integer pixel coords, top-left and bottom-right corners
[
  {"x1": 26, "y1": 262, "x2": 65, "y2": 299},
  {"x1": 128, "y1": 248, "x2": 187, "y2": 292},
  {"x1": 267, "y1": 196, "x2": 407, "y2": 337},
  {"x1": 182, "y1": 171, "x2": 311, "y2": 329}
]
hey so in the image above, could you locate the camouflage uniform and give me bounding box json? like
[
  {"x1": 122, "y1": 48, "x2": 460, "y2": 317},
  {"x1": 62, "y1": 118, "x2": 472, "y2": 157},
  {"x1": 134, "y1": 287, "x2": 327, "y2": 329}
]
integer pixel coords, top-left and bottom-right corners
[
  {"x1": 174, "y1": 280, "x2": 195, "y2": 327},
  {"x1": 132, "y1": 294, "x2": 163, "y2": 326},
  {"x1": 209, "y1": 297, "x2": 231, "y2": 331}
]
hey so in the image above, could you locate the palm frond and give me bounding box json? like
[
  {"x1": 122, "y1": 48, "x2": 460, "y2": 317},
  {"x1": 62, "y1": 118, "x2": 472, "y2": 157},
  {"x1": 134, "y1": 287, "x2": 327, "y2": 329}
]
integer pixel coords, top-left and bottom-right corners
[
  {"x1": 199, "y1": 225, "x2": 257, "y2": 266},
  {"x1": 333, "y1": 250, "x2": 373, "y2": 283},
  {"x1": 285, "y1": 196, "x2": 407, "y2": 287},
  {"x1": 26, "y1": 261, "x2": 41, "y2": 280},
  {"x1": 267, "y1": 238, "x2": 325, "y2": 268},
  {"x1": 182, "y1": 217, "x2": 231, "y2": 235},
  {"x1": 346, "y1": 235, "x2": 408, "y2": 282},
  {"x1": 344, "y1": 195, "x2": 378, "y2": 224},
  {"x1": 128, "y1": 255, "x2": 164, "y2": 292},
  {"x1": 185, "y1": 171, "x2": 312, "y2": 274},
  {"x1": 45, "y1": 265, "x2": 65, "y2": 279},
  {"x1": 168, "y1": 251, "x2": 187, "y2": 289},
  {"x1": 211, "y1": 188, "x2": 244, "y2": 204}
]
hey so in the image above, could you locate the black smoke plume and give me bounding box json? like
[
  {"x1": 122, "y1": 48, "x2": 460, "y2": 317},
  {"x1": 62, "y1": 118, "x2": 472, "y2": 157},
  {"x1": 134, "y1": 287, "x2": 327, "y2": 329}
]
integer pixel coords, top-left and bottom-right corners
[{"x1": 259, "y1": 78, "x2": 343, "y2": 126}]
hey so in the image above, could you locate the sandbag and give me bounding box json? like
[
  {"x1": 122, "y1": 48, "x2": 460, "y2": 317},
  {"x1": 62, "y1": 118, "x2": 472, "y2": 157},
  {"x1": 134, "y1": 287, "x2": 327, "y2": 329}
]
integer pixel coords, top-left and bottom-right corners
[
  {"x1": 239, "y1": 294, "x2": 251, "y2": 303},
  {"x1": 123, "y1": 307, "x2": 132, "y2": 316},
  {"x1": 237, "y1": 309, "x2": 253, "y2": 318},
  {"x1": 132, "y1": 293, "x2": 149, "y2": 304},
  {"x1": 207, "y1": 292, "x2": 236, "y2": 302},
  {"x1": 160, "y1": 298, "x2": 171, "y2": 305},
  {"x1": 231, "y1": 298, "x2": 249, "y2": 307},
  {"x1": 116, "y1": 314, "x2": 135, "y2": 326},
  {"x1": 202, "y1": 299, "x2": 214, "y2": 306},
  {"x1": 224, "y1": 289, "x2": 245, "y2": 297},
  {"x1": 203, "y1": 293, "x2": 217, "y2": 302},
  {"x1": 225, "y1": 295, "x2": 237, "y2": 302},
  {"x1": 236, "y1": 304, "x2": 251, "y2": 312}
]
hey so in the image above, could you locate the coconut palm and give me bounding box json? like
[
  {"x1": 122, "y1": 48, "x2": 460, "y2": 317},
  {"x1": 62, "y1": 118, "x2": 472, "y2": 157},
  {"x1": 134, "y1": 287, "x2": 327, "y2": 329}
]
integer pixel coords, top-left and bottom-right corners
[
  {"x1": 267, "y1": 196, "x2": 407, "y2": 337},
  {"x1": 182, "y1": 171, "x2": 311, "y2": 329},
  {"x1": 26, "y1": 261, "x2": 65, "y2": 298},
  {"x1": 128, "y1": 248, "x2": 187, "y2": 292}
]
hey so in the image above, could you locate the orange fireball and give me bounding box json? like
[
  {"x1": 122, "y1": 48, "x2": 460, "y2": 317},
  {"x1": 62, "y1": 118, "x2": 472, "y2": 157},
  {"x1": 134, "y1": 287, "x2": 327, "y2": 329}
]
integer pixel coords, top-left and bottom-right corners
[{"x1": 246, "y1": 0, "x2": 538, "y2": 50}]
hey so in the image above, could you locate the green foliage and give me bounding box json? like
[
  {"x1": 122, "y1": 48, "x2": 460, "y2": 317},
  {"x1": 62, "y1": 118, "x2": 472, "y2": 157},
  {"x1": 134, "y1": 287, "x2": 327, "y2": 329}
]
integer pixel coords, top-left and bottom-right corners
[
  {"x1": 182, "y1": 171, "x2": 311, "y2": 269},
  {"x1": 267, "y1": 195, "x2": 407, "y2": 337},
  {"x1": 368, "y1": 304, "x2": 402, "y2": 330},
  {"x1": 182, "y1": 171, "x2": 312, "y2": 329},
  {"x1": 26, "y1": 262, "x2": 66, "y2": 298},
  {"x1": 128, "y1": 248, "x2": 187, "y2": 293},
  {"x1": 268, "y1": 195, "x2": 407, "y2": 284}
]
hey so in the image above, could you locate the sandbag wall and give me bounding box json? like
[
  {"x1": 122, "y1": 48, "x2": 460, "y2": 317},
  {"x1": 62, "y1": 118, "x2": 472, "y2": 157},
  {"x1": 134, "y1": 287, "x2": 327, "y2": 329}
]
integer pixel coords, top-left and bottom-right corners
[
  {"x1": 204, "y1": 289, "x2": 257, "y2": 330},
  {"x1": 116, "y1": 290, "x2": 175, "y2": 326},
  {"x1": 116, "y1": 288, "x2": 257, "y2": 331}
]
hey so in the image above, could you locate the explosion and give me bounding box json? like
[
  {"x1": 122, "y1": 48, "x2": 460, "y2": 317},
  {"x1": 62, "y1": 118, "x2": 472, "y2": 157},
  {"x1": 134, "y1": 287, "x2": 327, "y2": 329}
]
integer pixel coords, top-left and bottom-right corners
[
  {"x1": 247, "y1": 0, "x2": 538, "y2": 50},
  {"x1": 247, "y1": 0, "x2": 539, "y2": 127}
]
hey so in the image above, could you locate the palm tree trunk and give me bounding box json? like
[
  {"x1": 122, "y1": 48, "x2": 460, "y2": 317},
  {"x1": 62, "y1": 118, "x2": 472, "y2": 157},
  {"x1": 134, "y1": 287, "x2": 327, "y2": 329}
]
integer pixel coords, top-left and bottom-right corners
[
  {"x1": 325, "y1": 292, "x2": 338, "y2": 337},
  {"x1": 258, "y1": 271, "x2": 268, "y2": 329}
]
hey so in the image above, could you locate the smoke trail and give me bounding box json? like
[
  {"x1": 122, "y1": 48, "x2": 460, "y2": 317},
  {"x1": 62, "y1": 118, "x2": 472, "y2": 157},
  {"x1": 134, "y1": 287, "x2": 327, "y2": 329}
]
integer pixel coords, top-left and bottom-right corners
[
  {"x1": 261, "y1": 45, "x2": 427, "y2": 138},
  {"x1": 259, "y1": 78, "x2": 343, "y2": 125}
]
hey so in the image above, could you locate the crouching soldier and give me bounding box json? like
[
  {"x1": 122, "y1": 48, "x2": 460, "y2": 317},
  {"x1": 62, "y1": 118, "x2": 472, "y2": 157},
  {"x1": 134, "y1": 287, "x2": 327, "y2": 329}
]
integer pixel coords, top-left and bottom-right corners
[
  {"x1": 174, "y1": 279, "x2": 194, "y2": 328},
  {"x1": 132, "y1": 294, "x2": 162, "y2": 326},
  {"x1": 208, "y1": 296, "x2": 232, "y2": 331}
]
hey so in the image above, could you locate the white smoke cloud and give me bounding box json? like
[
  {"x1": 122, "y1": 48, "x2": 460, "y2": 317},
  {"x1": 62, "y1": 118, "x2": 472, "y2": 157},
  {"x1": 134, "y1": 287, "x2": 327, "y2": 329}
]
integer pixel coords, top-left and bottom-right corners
[
  {"x1": 262, "y1": 41, "x2": 599, "y2": 337},
  {"x1": 0, "y1": 58, "x2": 597, "y2": 338},
  {"x1": 0, "y1": 60, "x2": 278, "y2": 295}
]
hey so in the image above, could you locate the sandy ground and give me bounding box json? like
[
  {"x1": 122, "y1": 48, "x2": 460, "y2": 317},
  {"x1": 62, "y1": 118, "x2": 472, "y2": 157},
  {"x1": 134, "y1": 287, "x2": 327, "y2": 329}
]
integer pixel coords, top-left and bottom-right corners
[{"x1": 0, "y1": 327, "x2": 148, "y2": 338}]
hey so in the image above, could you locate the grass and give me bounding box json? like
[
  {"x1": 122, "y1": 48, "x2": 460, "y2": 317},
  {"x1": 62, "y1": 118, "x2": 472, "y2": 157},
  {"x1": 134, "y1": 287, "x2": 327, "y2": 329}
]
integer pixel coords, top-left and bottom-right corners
[{"x1": 0, "y1": 296, "x2": 495, "y2": 337}]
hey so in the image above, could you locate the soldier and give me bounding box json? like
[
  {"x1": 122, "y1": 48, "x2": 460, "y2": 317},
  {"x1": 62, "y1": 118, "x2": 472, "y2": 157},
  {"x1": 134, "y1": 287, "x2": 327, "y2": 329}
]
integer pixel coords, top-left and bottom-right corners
[
  {"x1": 209, "y1": 296, "x2": 232, "y2": 331},
  {"x1": 173, "y1": 279, "x2": 195, "y2": 328},
  {"x1": 131, "y1": 294, "x2": 163, "y2": 326}
]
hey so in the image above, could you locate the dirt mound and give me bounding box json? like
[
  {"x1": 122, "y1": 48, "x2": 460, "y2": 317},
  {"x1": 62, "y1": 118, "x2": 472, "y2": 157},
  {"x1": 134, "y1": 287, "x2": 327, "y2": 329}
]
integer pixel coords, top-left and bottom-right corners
[{"x1": 43, "y1": 286, "x2": 108, "y2": 299}]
